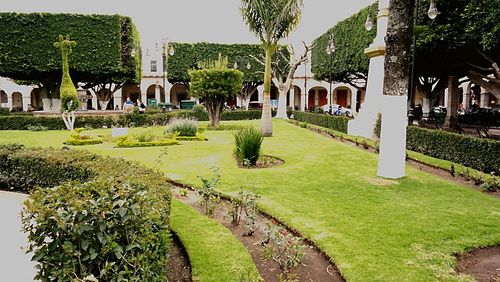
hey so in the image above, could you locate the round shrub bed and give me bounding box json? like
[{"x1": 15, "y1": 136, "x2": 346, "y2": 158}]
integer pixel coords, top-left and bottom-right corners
[{"x1": 0, "y1": 144, "x2": 171, "y2": 281}]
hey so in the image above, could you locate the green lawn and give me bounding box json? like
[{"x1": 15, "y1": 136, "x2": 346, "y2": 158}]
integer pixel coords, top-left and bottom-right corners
[
  {"x1": 1, "y1": 120, "x2": 499, "y2": 281},
  {"x1": 170, "y1": 200, "x2": 261, "y2": 282}
]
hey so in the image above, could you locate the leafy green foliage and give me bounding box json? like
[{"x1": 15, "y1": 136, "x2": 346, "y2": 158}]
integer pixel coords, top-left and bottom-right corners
[
  {"x1": 189, "y1": 58, "x2": 244, "y2": 126},
  {"x1": 406, "y1": 126, "x2": 500, "y2": 173},
  {"x1": 55, "y1": 35, "x2": 80, "y2": 112},
  {"x1": 167, "y1": 42, "x2": 289, "y2": 84},
  {"x1": 234, "y1": 127, "x2": 264, "y2": 166},
  {"x1": 115, "y1": 136, "x2": 178, "y2": 148},
  {"x1": 0, "y1": 12, "x2": 141, "y2": 84},
  {"x1": 197, "y1": 166, "x2": 221, "y2": 216},
  {"x1": 0, "y1": 146, "x2": 171, "y2": 281},
  {"x1": 241, "y1": 0, "x2": 304, "y2": 46},
  {"x1": 166, "y1": 117, "x2": 199, "y2": 136},
  {"x1": 414, "y1": 0, "x2": 500, "y2": 77},
  {"x1": 374, "y1": 113, "x2": 381, "y2": 138},
  {"x1": 311, "y1": 5, "x2": 376, "y2": 84},
  {"x1": 63, "y1": 133, "x2": 103, "y2": 146},
  {"x1": 22, "y1": 178, "x2": 170, "y2": 281},
  {"x1": 292, "y1": 111, "x2": 350, "y2": 133}
]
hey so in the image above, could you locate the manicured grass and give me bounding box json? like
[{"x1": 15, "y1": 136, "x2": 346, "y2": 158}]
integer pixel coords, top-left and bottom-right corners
[
  {"x1": 170, "y1": 199, "x2": 261, "y2": 282},
  {"x1": 1, "y1": 120, "x2": 499, "y2": 281}
]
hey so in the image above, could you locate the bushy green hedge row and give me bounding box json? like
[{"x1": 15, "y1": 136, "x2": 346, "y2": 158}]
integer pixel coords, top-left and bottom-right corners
[
  {"x1": 0, "y1": 145, "x2": 171, "y2": 281},
  {"x1": 116, "y1": 139, "x2": 179, "y2": 148},
  {"x1": 0, "y1": 12, "x2": 141, "y2": 83},
  {"x1": 292, "y1": 111, "x2": 350, "y2": 133},
  {"x1": 407, "y1": 126, "x2": 500, "y2": 173},
  {"x1": 0, "y1": 110, "x2": 268, "y2": 130}
]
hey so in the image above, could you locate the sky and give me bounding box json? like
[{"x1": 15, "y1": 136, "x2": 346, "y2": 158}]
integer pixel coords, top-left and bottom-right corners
[{"x1": 0, "y1": 0, "x2": 374, "y2": 73}]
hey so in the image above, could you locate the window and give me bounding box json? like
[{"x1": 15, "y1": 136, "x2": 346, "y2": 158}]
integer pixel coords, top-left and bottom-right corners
[{"x1": 150, "y1": 60, "x2": 157, "y2": 72}]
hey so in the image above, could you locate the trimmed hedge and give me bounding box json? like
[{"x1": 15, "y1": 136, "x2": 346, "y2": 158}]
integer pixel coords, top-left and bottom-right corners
[
  {"x1": 407, "y1": 126, "x2": 500, "y2": 174},
  {"x1": 292, "y1": 111, "x2": 350, "y2": 133},
  {"x1": 0, "y1": 110, "x2": 270, "y2": 130},
  {"x1": 0, "y1": 145, "x2": 171, "y2": 281},
  {"x1": 116, "y1": 139, "x2": 179, "y2": 148}
]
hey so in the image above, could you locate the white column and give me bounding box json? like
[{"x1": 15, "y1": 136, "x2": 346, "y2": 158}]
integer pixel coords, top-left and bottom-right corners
[
  {"x1": 377, "y1": 95, "x2": 407, "y2": 179},
  {"x1": 445, "y1": 76, "x2": 459, "y2": 126},
  {"x1": 155, "y1": 84, "x2": 161, "y2": 102},
  {"x1": 141, "y1": 93, "x2": 147, "y2": 104},
  {"x1": 351, "y1": 90, "x2": 357, "y2": 111},
  {"x1": 289, "y1": 87, "x2": 295, "y2": 109},
  {"x1": 300, "y1": 90, "x2": 306, "y2": 111},
  {"x1": 347, "y1": 0, "x2": 389, "y2": 138},
  {"x1": 480, "y1": 92, "x2": 490, "y2": 108},
  {"x1": 114, "y1": 88, "x2": 122, "y2": 110},
  {"x1": 22, "y1": 95, "x2": 30, "y2": 111},
  {"x1": 6, "y1": 95, "x2": 12, "y2": 110}
]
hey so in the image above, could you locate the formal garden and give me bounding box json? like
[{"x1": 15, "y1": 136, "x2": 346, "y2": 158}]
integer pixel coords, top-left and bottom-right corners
[{"x1": 1, "y1": 0, "x2": 499, "y2": 282}]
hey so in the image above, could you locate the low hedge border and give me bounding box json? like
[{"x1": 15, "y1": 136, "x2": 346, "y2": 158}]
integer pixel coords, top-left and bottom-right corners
[
  {"x1": 0, "y1": 145, "x2": 172, "y2": 281},
  {"x1": 0, "y1": 110, "x2": 271, "y2": 130},
  {"x1": 287, "y1": 120, "x2": 499, "y2": 189},
  {"x1": 292, "y1": 111, "x2": 350, "y2": 133},
  {"x1": 291, "y1": 112, "x2": 500, "y2": 174},
  {"x1": 63, "y1": 138, "x2": 103, "y2": 146},
  {"x1": 115, "y1": 139, "x2": 179, "y2": 148}
]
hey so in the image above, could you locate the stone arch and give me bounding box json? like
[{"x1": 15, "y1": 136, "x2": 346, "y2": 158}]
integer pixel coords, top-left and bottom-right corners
[
  {"x1": 0, "y1": 90, "x2": 7, "y2": 105},
  {"x1": 12, "y1": 92, "x2": 23, "y2": 111},
  {"x1": 308, "y1": 86, "x2": 327, "y2": 110},
  {"x1": 30, "y1": 89, "x2": 42, "y2": 111},
  {"x1": 121, "y1": 84, "x2": 141, "y2": 106},
  {"x1": 146, "y1": 84, "x2": 165, "y2": 104},
  {"x1": 333, "y1": 86, "x2": 352, "y2": 108},
  {"x1": 291, "y1": 85, "x2": 301, "y2": 110},
  {"x1": 170, "y1": 84, "x2": 189, "y2": 109}
]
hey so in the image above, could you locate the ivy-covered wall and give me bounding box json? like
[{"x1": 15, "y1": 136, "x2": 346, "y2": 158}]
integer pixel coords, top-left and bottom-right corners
[
  {"x1": 311, "y1": 5, "x2": 376, "y2": 83},
  {"x1": 167, "y1": 42, "x2": 289, "y2": 84},
  {"x1": 0, "y1": 12, "x2": 141, "y2": 84}
]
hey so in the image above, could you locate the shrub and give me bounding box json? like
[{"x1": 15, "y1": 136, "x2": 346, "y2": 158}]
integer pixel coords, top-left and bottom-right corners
[
  {"x1": 206, "y1": 123, "x2": 247, "y2": 131},
  {"x1": 0, "y1": 107, "x2": 10, "y2": 115},
  {"x1": 234, "y1": 127, "x2": 263, "y2": 166},
  {"x1": 21, "y1": 178, "x2": 170, "y2": 281},
  {"x1": 406, "y1": 126, "x2": 500, "y2": 173},
  {"x1": 374, "y1": 113, "x2": 381, "y2": 138},
  {"x1": 115, "y1": 136, "x2": 178, "y2": 148},
  {"x1": 166, "y1": 118, "x2": 199, "y2": 136},
  {"x1": 27, "y1": 124, "x2": 48, "y2": 132},
  {"x1": 64, "y1": 133, "x2": 103, "y2": 146},
  {"x1": 176, "y1": 134, "x2": 207, "y2": 141},
  {"x1": 262, "y1": 222, "x2": 304, "y2": 276},
  {"x1": 135, "y1": 130, "x2": 155, "y2": 142},
  {"x1": 480, "y1": 173, "x2": 499, "y2": 192},
  {"x1": 1, "y1": 146, "x2": 172, "y2": 281},
  {"x1": 292, "y1": 111, "x2": 350, "y2": 133}
]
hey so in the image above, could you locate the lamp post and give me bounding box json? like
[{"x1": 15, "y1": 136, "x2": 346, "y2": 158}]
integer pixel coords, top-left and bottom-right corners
[
  {"x1": 326, "y1": 33, "x2": 336, "y2": 114},
  {"x1": 163, "y1": 42, "x2": 174, "y2": 108},
  {"x1": 363, "y1": 0, "x2": 439, "y2": 116}
]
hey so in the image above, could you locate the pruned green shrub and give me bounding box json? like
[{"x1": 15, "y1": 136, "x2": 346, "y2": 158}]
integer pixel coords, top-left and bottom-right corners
[
  {"x1": 22, "y1": 177, "x2": 170, "y2": 281},
  {"x1": 0, "y1": 107, "x2": 10, "y2": 115},
  {"x1": 234, "y1": 127, "x2": 263, "y2": 166},
  {"x1": 115, "y1": 136, "x2": 178, "y2": 148},
  {"x1": 406, "y1": 126, "x2": 500, "y2": 174},
  {"x1": 135, "y1": 130, "x2": 155, "y2": 142},
  {"x1": 27, "y1": 124, "x2": 48, "y2": 131},
  {"x1": 292, "y1": 111, "x2": 350, "y2": 133},
  {"x1": 64, "y1": 133, "x2": 103, "y2": 146},
  {"x1": 206, "y1": 123, "x2": 247, "y2": 131},
  {"x1": 166, "y1": 118, "x2": 199, "y2": 136},
  {"x1": 176, "y1": 134, "x2": 207, "y2": 141},
  {"x1": 0, "y1": 145, "x2": 172, "y2": 281}
]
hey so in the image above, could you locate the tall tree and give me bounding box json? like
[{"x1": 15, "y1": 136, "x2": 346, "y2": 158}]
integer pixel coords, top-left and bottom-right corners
[
  {"x1": 241, "y1": 0, "x2": 303, "y2": 136},
  {"x1": 377, "y1": 0, "x2": 415, "y2": 179}
]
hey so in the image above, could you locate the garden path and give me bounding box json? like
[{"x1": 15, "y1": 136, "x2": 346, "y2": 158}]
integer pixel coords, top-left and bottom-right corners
[{"x1": 0, "y1": 191, "x2": 37, "y2": 281}]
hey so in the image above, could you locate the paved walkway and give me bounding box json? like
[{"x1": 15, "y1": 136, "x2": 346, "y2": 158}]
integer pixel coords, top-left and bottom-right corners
[{"x1": 0, "y1": 191, "x2": 37, "y2": 281}]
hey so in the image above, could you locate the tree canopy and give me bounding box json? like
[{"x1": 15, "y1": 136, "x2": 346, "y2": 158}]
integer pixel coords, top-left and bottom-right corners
[
  {"x1": 167, "y1": 42, "x2": 289, "y2": 85},
  {"x1": 0, "y1": 12, "x2": 141, "y2": 85},
  {"x1": 311, "y1": 5, "x2": 376, "y2": 89}
]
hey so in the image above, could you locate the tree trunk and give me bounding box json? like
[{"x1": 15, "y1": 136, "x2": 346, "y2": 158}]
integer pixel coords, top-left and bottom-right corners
[
  {"x1": 261, "y1": 46, "x2": 275, "y2": 137},
  {"x1": 275, "y1": 81, "x2": 291, "y2": 119},
  {"x1": 377, "y1": 0, "x2": 415, "y2": 179}
]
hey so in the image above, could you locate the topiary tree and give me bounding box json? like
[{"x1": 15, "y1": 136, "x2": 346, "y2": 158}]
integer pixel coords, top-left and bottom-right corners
[
  {"x1": 241, "y1": 0, "x2": 304, "y2": 136},
  {"x1": 54, "y1": 35, "x2": 79, "y2": 131},
  {"x1": 189, "y1": 54, "x2": 244, "y2": 127}
]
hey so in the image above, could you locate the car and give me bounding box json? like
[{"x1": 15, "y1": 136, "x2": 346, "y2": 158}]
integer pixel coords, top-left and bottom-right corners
[{"x1": 321, "y1": 104, "x2": 352, "y2": 117}]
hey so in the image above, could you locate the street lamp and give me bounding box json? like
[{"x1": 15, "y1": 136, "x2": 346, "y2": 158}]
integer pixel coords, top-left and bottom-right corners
[
  {"x1": 326, "y1": 33, "x2": 335, "y2": 114},
  {"x1": 427, "y1": 0, "x2": 440, "y2": 20},
  {"x1": 364, "y1": 4, "x2": 374, "y2": 31},
  {"x1": 246, "y1": 62, "x2": 251, "y2": 70}
]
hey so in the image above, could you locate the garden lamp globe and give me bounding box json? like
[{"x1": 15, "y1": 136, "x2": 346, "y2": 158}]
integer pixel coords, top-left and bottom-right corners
[
  {"x1": 168, "y1": 46, "x2": 175, "y2": 56},
  {"x1": 427, "y1": 0, "x2": 440, "y2": 20},
  {"x1": 234, "y1": 62, "x2": 238, "y2": 69},
  {"x1": 246, "y1": 62, "x2": 251, "y2": 70},
  {"x1": 364, "y1": 13, "x2": 373, "y2": 31},
  {"x1": 326, "y1": 34, "x2": 335, "y2": 55}
]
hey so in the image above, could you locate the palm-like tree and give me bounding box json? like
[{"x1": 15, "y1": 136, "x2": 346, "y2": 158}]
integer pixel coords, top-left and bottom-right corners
[{"x1": 241, "y1": 0, "x2": 303, "y2": 136}]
